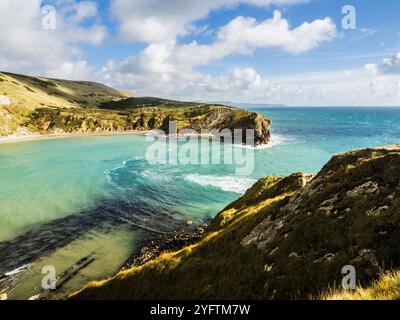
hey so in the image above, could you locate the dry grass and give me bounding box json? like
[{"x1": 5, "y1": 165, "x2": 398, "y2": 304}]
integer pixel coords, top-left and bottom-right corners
[
  {"x1": 321, "y1": 270, "x2": 400, "y2": 300},
  {"x1": 0, "y1": 71, "x2": 131, "y2": 112}
]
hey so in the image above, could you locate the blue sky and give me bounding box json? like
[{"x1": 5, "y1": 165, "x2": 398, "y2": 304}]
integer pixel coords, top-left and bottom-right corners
[
  {"x1": 1, "y1": 0, "x2": 399, "y2": 105},
  {"x1": 84, "y1": 0, "x2": 400, "y2": 73}
]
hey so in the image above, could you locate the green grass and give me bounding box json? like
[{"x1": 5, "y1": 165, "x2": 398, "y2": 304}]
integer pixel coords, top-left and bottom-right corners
[{"x1": 98, "y1": 97, "x2": 202, "y2": 110}]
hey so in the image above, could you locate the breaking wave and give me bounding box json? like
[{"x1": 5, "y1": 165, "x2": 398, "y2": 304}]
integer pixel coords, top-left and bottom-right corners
[{"x1": 185, "y1": 174, "x2": 256, "y2": 194}]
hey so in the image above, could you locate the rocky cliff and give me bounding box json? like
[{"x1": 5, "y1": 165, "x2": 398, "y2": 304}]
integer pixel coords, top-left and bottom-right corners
[
  {"x1": 26, "y1": 104, "x2": 270, "y2": 146},
  {"x1": 0, "y1": 71, "x2": 271, "y2": 146},
  {"x1": 71, "y1": 145, "x2": 400, "y2": 300}
]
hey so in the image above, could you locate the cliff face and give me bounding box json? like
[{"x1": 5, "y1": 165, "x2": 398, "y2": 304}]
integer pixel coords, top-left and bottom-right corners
[
  {"x1": 0, "y1": 71, "x2": 271, "y2": 146},
  {"x1": 71, "y1": 145, "x2": 400, "y2": 300},
  {"x1": 25, "y1": 105, "x2": 270, "y2": 146}
]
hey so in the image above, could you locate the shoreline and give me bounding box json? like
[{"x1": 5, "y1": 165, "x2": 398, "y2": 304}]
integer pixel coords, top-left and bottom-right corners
[
  {"x1": 0, "y1": 130, "x2": 149, "y2": 145},
  {"x1": 0, "y1": 131, "x2": 216, "y2": 145},
  {"x1": 0, "y1": 130, "x2": 273, "y2": 150}
]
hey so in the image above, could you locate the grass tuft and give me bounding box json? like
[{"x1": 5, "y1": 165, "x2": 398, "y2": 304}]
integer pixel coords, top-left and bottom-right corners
[{"x1": 320, "y1": 270, "x2": 400, "y2": 300}]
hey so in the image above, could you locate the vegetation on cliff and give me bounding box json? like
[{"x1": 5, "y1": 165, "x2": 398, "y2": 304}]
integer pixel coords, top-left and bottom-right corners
[
  {"x1": 0, "y1": 71, "x2": 271, "y2": 145},
  {"x1": 320, "y1": 270, "x2": 400, "y2": 300},
  {"x1": 70, "y1": 145, "x2": 400, "y2": 300}
]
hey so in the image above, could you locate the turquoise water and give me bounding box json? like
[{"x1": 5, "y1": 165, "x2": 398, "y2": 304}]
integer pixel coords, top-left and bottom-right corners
[
  {"x1": 1, "y1": 107, "x2": 400, "y2": 299},
  {"x1": 251, "y1": 107, "x2": 400, "y2": 175}
]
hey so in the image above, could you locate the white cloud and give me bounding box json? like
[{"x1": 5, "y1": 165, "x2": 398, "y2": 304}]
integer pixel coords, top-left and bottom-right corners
[
  {"x1": 111, "y1": 0, "x2": 309, "y2": 42},
  {"x1": 204, "y1": 67, "x2": 400, "y2": 106},
  {"x1": 101, "y1": 10, "x2": 336, "y2": 101},
  {"x1": 114, "y1": 9, "x2": 336, "y2": 81},
  {"x1": 101, "y1": 59, "x2": 400, "y2": 106},
  {"x1": 176, "y1": 10, "x2": 336, "y2": 66},
  {"x1": 68, "y1": 1, "x2": 98, "y2": 23},
  {"x1": 365, "y1": 52, "x2": 400, "y2": 75},
  {"x1": 0, "y1": 0, "x2": 106, "y2": 78}
]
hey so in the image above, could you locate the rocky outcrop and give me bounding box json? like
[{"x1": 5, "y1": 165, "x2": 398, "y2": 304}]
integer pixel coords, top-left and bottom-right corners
[
  {"x1": 122, "y1": 225, "x2": 209, "y2": 271},
  {"x1": 191, "y1": 107, "x2": 271, "y2": 145},
  {"x1": 70, "y1": 145, "x2": 400, "y2": 300}
]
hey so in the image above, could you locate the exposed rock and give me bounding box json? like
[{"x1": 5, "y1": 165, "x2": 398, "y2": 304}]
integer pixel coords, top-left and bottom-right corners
[
  {"x1": 241, "y1": 216, "x2": 285, "y2": 250},
  {"x1": 209, "y1": 173, "x2": 313, "y2": 232},
  {"x1": 238, "y1": 146, "x2": 400, "y2": 298},
  {"x1": 122, "y1": 225, "x2": 208, "y2": 270},
  {"x1": 313, "y1": 253, "x2": 337, "y2": 264}
]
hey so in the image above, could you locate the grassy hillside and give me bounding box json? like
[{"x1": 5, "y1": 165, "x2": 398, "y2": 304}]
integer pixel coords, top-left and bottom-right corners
[
  {"x1": 71, "y1": 145, "x2": 400, "y2": 300},
  {"x1": 98, "y1": 97, "x2": 202, "y2": 110},
  {"x1": 0, "y1": 71, "x2": 131, "y2": 111},
  {"x1": 0, "y1": 71, "x2": 131, "y2": 136}
]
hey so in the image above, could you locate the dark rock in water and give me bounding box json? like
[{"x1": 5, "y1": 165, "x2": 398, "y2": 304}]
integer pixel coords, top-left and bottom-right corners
[
  {"x1": 0, "y1": 197, "x2": 188, "y2": 275},
  {"x1": 54, "y1": 254, "x2": 97, "y2": 291},
  {"x1": 71, "y1": 145, "x2": 400, "y2": 300},
  {"x1": 122, "y1": 224, "x2": 209, "y2": 270}
]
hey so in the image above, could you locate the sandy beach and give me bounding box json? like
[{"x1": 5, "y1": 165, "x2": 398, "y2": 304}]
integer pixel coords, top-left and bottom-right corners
[
  {"x1": 0, "y1": 130, "x2": 148, "y2": 145},
  {"x1": 0, "y1": 130, "x2": 228, "y2": 145}
]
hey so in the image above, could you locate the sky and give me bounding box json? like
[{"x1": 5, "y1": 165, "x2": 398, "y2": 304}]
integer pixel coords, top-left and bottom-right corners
[{"x1": 0, "y1": 0, "x2": 399, "y2": 106}]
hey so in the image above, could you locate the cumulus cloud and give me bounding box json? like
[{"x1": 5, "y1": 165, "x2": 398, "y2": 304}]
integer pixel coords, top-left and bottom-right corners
[
  {"x1": 0, "y1": 0, "x2": 106, "y2": 78},
  {"x1": 65, "y1": 0, "x2": 98, "y2": 23},
  {"x1": 101, "y1": 10, "x2": 336, "y2": 100},
  {"x1": 111, "y1": 9, "x2": 337, "y2": 81},
  {"x1": 176, "y1": 10, "x2": 336, "y2": 65},
  {"x1": 365, "y1": 52, "x2": 400, "y2": 75},
  {"x1": 111, "y1": 0, "x2": 309, "y2": 42},
  {"x1": 102, "y1": 59, "x2": 400, "y2": 107}
]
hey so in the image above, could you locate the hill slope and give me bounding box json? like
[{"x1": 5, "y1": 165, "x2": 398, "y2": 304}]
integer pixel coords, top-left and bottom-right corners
[
  {"x1": 0, "y1": 71, "x2": 131, "y2": 136},
  {"x1": 71, "y1": 145, "x2": 400, "y2": 300},
  {"x1": 0, "y1": 71, "x2": 131, "y2": 111},
  {"x1": 0, "y1": 71, "x2": 271, "y2": 145}
]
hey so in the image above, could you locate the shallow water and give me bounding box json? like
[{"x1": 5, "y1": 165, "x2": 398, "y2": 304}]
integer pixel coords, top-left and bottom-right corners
[{"x1": 1, "y1": 107, "x2": 400, "y2": 299}]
